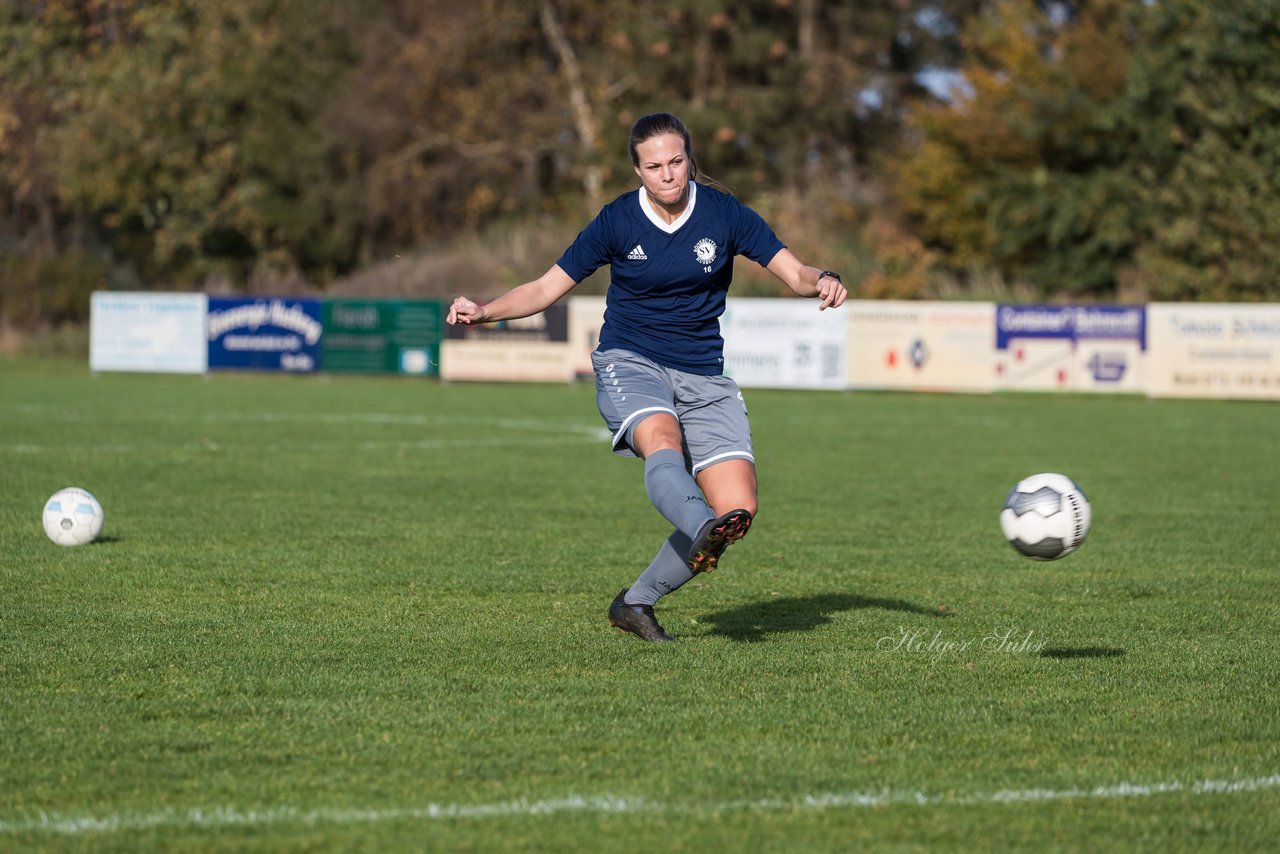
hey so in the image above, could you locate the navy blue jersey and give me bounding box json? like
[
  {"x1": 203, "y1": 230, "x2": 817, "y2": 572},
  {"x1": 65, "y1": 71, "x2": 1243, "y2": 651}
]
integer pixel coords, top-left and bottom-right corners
[{"x1": 555, "y1": 182, "x2": 785, "y2": 375}]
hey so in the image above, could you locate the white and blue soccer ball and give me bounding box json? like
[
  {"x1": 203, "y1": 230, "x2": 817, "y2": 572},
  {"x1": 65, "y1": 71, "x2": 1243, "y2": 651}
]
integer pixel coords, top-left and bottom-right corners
[
  {"x1": 42, "y1": 487, "x2": 105, "y2": 546},
  {"x1": 1000, "y1": 473, "x2": 1090, "y2": 560}
]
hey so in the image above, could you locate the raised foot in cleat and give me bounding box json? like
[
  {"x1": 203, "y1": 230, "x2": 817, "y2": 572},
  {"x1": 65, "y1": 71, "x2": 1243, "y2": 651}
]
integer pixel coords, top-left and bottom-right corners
[{"x1": 688, "y1": 508, "x2": 753, "y2": 574}]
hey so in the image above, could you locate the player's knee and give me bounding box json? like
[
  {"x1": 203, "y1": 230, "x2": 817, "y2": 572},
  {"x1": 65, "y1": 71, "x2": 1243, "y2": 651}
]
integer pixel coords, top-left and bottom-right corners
[
  {"x1": 712, "y1": 496, "x2": 757, "y2": 519},
  {"x1": 632, "y1": 414, "x2": 684, "y2": 457}
]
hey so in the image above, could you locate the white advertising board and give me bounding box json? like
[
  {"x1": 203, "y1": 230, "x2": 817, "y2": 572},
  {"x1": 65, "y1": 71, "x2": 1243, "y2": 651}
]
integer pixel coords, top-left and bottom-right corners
[
  {"x1": 567, "y1": 296, "x2": 607, "y2": 379},
  {"x1": 439, "y1": 340, "x2": 573, "y2": 382},
  {"x1": 721, "y1": 297, "x2": 847, "y2": 389},
  {"x1": 1147, "y1": 303, "x2": 1280, "y2": 399},
  {"x1": 848, "y1": 301, "x2": 995, "y2": 393},
  {"x1": 995, "y1": 337, "x2": 1074, "y2": 391},
  {"x1": 89, "y1": 291, "x2": 208, "y2": 374}
]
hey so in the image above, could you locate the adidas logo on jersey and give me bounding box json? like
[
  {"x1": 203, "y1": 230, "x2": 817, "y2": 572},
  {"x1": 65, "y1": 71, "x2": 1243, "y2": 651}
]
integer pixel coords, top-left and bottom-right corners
[{"x1": 627, "y1": 244, "x2": 648, "y2": 261}]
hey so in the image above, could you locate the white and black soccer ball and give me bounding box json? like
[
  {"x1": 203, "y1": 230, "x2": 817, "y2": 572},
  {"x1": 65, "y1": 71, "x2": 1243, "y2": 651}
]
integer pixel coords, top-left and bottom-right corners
[
  {"x1": 42, "y1": 487, "x2": 105, "y2": 547},
  {"x1": 1000, "y1": 473, "x2": 1090, "y2": 560}
]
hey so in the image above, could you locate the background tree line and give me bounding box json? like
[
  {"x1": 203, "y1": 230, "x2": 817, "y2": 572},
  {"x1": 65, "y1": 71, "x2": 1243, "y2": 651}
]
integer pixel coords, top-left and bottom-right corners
[{"x1": 2, "y1": 0, "x2": 1277, "y2": 330}]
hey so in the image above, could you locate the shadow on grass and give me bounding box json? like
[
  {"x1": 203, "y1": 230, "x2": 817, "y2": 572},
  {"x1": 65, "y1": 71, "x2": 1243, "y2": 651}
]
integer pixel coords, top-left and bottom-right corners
[
  {"x1": 701, "y1": 592, "x2": 945, "y2": 643},
  {"x1": 1040, "y1": 646, "x2": 1127, "y2": 659}
]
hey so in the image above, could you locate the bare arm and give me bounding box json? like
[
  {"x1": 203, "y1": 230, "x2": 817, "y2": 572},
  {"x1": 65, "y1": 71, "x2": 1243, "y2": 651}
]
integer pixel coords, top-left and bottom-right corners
[
  {"x1": 765, "y1": 248, "x2": 848, "y2": 310},
  {"x1": 446, "y1": 264, "x2": 579, "y2": 325}
]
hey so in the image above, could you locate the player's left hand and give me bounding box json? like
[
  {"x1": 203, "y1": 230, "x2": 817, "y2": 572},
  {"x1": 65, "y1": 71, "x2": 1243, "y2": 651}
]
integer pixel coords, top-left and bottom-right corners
[{"x1": 816, "y1": 276, "x2": 847, "y2": 311}]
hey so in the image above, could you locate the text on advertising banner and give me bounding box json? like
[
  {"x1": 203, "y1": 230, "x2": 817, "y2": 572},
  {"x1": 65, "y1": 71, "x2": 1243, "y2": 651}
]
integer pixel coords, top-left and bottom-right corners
[
  {"x1": 1147, "y1": 303, "x2": 1280, "y2": 400},
  {"x1": 848, "y1": 301, "x2": 995, "y2": 393},
  {"x1": 207, "y1": 297, "x2": 322, "y2": 372},
  {"x1": 322, "y1": 299, "x2": 444, "y2": 375},
  {"x1": 90, "y1": 291, "x2": 208, "y2": 374},
  {"x1": 440, "y1": 304, "x2": 572, "y2": 382},
  {"x1": 996, "y1": 305, "x2": 1145, "y2": 393},
  {"x1": 721, "y1": 298, "x2": 848, "y2": 389}
]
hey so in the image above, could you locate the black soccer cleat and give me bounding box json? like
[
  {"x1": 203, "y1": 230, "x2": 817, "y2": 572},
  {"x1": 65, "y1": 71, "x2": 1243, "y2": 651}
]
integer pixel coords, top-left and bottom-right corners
[
  {"x1": 608, "y1": 588, "x2": 675, "y2": 642},
  {"x1": 688, "y1": 508, "x2": 753, "y2": 574}
]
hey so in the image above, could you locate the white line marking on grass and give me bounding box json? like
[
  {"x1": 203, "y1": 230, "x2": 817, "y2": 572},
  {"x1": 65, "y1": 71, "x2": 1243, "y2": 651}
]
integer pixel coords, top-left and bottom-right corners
[
  {"x1": 4, "y1": 774, "x2": 1277, "y2": 836},
  {"x1": 1, "y1": 412, "x2": 612, "y2": 455},
  {"x1": 1, "y1": 433, "x2": 608, "y2": 455},
  {"x1": 199, "y1": 411, "x2": 607, "y2": 436},
  {"x1": 7, "y1": 443, "x2": 145, "y2": 454},
  {"x1": 350, "y1": 434, "x2": 610, "y2": 451},
  {"x1": 5, "y1": 406, "x2": 605, "y2": 436}
]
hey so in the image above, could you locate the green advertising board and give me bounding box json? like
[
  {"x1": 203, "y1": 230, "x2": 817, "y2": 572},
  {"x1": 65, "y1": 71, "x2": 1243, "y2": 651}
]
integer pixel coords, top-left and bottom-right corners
[{"x1": 322, "y1": 299, "x2": 444, "y2": 375}]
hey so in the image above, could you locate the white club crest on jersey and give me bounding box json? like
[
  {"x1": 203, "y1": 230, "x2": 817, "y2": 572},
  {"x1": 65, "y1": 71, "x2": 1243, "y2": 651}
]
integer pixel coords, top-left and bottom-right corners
[
  {"x1": 627, "y1": 244, "x2": 648, "y2": 261},
  {"x1": 693, "y1": 238, "x2": 718, "y2": 266}
]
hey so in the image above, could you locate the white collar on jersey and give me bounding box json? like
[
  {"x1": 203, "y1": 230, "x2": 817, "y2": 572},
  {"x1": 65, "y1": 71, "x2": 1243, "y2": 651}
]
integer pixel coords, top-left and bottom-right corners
[{"x1": 638, "y1": 181, "x2": 698, "y2": 234}]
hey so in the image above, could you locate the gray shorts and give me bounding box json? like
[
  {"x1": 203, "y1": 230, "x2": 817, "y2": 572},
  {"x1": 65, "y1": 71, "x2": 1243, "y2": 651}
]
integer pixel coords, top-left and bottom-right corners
[{"x1": 591, "y1": 348, "x2": 754, "y2": 474}]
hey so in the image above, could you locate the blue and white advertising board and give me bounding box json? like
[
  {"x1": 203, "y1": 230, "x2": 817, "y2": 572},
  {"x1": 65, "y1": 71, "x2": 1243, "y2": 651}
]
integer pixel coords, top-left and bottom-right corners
[
  {"x1": 206, "y1": 297, "x2": 323, "y2": 372},
  {"x1": 996, "y1": 305, "x2": 1146, "y2": 393},
  {"x1": 90, "y1": 291, "x2": 208, "y2": 374}
]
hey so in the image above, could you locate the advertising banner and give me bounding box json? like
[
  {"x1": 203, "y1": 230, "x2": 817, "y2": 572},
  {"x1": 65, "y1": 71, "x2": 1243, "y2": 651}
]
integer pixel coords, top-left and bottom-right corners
[
  {"x1": 1146, "y1": 303, "x2": 1280, "y2": 399},
  {"x1": 439, "y1": 340, "x2": 574, "y2": 382},
  {"x1": 90, "y1": 291, "x2": 208, "y2": 374},
  {"x1": 996, "y1": 305, "x2": 1145, "y2": 393},
  {"x1": 322, "y1": 299, "x2": 444, "y2": 375},
  {"x1": 440, "y1": 304, "x2": 572, "y2": 382},
  {"x1": 568, "y1": 296, "x2": 607, "y2": 379},
  {"x1": 206, "y1": 297, "x2": 322, "y2": 372},
  {"x1": 848, "y1": 301, "x2": 995, "y2": 393},
  {"x1": 721, "y1": 298, "x2": 847, "y2": 389}
]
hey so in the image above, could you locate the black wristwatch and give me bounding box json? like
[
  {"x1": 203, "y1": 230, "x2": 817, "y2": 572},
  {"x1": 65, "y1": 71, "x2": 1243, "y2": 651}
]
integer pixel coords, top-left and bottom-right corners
[{"x1": 817, "y1": 270, "x2": 842, "y2": 283}]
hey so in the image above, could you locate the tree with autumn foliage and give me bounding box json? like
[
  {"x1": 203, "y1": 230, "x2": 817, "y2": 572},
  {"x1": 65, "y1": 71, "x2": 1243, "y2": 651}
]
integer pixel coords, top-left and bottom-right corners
[
  {"x1": 2, "y1": 0, "x2": 366, "y2": 328},
  {"x1": 887, "y1": 0, "x2": 1280, "y2": 300},
  {"x1": 5, "y1": 0, "x2": 1278, "y2": 332}
]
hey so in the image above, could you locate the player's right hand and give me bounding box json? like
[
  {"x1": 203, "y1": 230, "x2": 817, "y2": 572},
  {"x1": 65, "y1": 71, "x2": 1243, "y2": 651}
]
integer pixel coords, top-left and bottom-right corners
[{"x1": 447, "y1": 296, "x2": 483, "y2": 325}]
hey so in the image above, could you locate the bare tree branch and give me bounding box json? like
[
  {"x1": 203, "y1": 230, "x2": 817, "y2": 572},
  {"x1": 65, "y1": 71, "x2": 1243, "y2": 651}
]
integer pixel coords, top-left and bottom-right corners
[{"x1": 539, "y1": 0, "x2": 602, "y2": 211}]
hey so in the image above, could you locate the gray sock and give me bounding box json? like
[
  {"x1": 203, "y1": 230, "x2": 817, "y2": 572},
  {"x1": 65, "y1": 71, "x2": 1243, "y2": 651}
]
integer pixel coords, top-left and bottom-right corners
[
  {"x1": 624, "y1": 530, "x2": 695, "y2": 606},
  {"x1": 644, "y1": 448, "x2": 713, "y2": 540}
]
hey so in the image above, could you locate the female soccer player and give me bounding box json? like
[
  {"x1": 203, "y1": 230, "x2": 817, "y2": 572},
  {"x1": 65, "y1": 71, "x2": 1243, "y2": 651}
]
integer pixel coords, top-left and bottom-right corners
[{"x1": 447, "y1": 112, "x2": 847, "y2": 641}]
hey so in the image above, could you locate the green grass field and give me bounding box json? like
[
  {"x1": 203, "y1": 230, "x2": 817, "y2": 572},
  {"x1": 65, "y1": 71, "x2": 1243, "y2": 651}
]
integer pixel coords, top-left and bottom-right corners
[{"x1": 2, "y1": 358, "x2": 1278, "y2": 851}]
